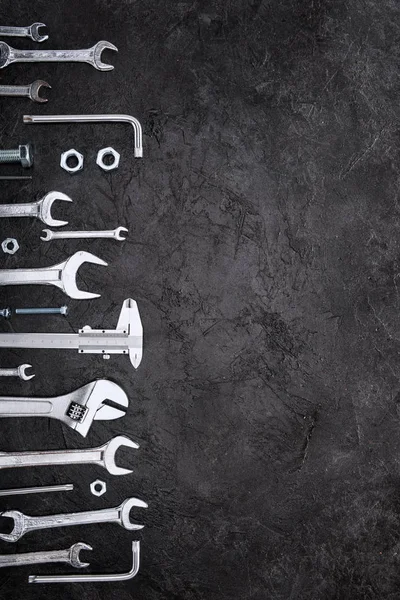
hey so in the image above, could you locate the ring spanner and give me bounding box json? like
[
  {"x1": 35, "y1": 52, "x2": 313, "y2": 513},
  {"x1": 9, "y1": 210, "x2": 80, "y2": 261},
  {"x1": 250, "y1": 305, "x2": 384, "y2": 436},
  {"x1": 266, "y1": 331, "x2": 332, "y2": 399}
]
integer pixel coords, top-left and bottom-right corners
[
  {"x1": 0, "y1": 543, "x2": 92, "y2": 569},
  {"x1": 0, "y1": 23, "x2": 48, "y2": 43},
  {"x1": 0, "y1": 379, "x2": 128, "y2": 437},
  {"x1": 0, "y1": 251, "x2": 107, "y2": 299},
  {"x1": 0, "y1": 298, "x2": 143, "y2": 369},
  {"x1": 0, "y1": 191, "x2": 72, "y2": 227},
  {"x1": 0, "y1": 436, "x2": 139, "y2": 474},
  {"x1": 0, "y1": 41, "x2": 117, "y2": 70},
  {"x1": 0, "y1": 80, "x2": 51, "y2": 103},
  {"x1": 0, "y1": 497, "x2": 147, "y2": 542}
]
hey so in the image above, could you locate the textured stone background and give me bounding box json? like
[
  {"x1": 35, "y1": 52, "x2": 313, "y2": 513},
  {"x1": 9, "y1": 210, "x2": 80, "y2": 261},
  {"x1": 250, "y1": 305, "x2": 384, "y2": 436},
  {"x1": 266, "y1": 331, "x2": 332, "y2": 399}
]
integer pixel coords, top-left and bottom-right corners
[{"x1": 1, "y1": 0, "x2": 400, "y2": 598}]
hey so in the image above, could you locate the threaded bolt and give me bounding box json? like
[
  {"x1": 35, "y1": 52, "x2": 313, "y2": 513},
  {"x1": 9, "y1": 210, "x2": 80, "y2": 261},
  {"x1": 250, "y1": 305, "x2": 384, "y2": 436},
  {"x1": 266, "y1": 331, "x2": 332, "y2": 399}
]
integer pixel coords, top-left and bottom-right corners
[
  {"x1": 0, "y1": 144, "x2": 33, "y2": 168},
  {"x1": 0, "y1": 308, "x2": 11, "y2": 319},
  {"x1": 15, "y1": 305, "x2": 68, "y2": 316}
]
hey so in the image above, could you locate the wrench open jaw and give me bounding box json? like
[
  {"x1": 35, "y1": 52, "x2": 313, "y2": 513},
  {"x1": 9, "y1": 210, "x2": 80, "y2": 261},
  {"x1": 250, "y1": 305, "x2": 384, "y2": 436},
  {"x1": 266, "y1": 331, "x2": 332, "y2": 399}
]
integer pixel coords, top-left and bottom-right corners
[
  {"x1": 29, "y1": 79, "x2": 51, "y2": 103},
  {"x1": 0, "y1": 379, "x2": 129, "y2": 437},
  {"x1": 17, "y1": 364, "x2": 35, "y2": 381},
  {"x1": 29, "y1": 23, "x2": 48, "y2": 43},
  {"x1": 93, "y1": 41, "x2": 118, "y2": 71},
  {"x1": 0, "y1": 191, "x2": 72, "y2": 227}
]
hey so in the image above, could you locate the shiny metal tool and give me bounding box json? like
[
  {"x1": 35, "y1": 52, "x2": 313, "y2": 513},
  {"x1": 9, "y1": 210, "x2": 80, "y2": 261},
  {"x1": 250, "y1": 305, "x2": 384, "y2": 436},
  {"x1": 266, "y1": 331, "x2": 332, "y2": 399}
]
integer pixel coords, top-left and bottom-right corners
[
  {"x1": 0, "y1": 251, "x2": 107, "y2": 299},
  {"x1": 0, "y1": 191, "x2": 72, "y2": 227},
  {"x1": 0, "y1": 483, "x2": 73, "y2": 497},
  {"x1": 41, "y1": 226, "x2": 128, "y2": 242},
  {"x1": 0, "y1": 364, "x2": 34, "y2": 381},
  {"x1": 0, "y1": 298, "x2": 143, "y2": 369},
  {"x1": 0, "y1": 498, "x2": 147, "y2": 542},
  {"x1": 0, "y1": 543, "x2": 91, "y2": 570},
  {"x1": 0, "y1": 41, "x2": 117, "y2": 70},
  {"x1": 0, "y1": 379, "x2": 128, "y2": 437},
  {"x1": 0, "y1": 80, "x2": 51, "y2": 102},
  {"x1": 0, "y1": 436, "x2": 139, "y2": 474},
  {"x1": 30, "y1": 540, "x2": 140, "y2": 583},
  {"x1": 24, "y1": 114, "x2": 143, "y2": 158},
  {"x1": 0, "y1": 23, "x2": 48, "y2": 43}
]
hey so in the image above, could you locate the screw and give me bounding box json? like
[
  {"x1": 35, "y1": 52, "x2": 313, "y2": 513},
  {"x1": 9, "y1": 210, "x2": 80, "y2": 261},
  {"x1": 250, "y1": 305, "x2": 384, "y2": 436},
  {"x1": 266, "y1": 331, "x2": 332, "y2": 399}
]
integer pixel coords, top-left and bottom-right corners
[
  {"x1": 0, "y1": 144, "x2": 33, "y2": 168},
  {"x1": 14, "y1": 305, "x2": 68, "y2": 316},
  {"x1": 0, "y1": 308, "x2": 11, "y2": 319}
]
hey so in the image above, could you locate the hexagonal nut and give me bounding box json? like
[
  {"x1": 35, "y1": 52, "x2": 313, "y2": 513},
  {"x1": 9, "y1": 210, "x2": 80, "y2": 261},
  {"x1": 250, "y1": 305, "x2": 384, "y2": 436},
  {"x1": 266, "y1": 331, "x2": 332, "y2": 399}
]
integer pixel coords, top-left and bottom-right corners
[
  {"x1": 60, "y1": 149, "x2": 84, "y2": 174},
  {"x1": 90, "y1": 479, "x2": 106, "y2": 497},
  {"x1": 96, "y1": 147, "x2": 120, "y2": 171},
  {"x1": 2, "y1": 238, "x2": 19, "y2": 255}
]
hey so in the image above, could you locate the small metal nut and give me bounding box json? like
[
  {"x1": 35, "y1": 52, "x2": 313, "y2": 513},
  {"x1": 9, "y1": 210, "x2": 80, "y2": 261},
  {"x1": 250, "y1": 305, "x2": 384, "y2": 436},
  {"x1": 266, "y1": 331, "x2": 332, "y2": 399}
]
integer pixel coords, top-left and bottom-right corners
[
  {"x1": 60, "y1": 149, "x2": 84, "y2": 174},
  {"x1": 2, "y1": 238, "x2": 19, "y2": 255},
  {"x1": 90, "y1": 479, "x2": 106, "y2": 497},
  {"x1": 96, "y1": 147, "x2": 120, "y2": 171}
]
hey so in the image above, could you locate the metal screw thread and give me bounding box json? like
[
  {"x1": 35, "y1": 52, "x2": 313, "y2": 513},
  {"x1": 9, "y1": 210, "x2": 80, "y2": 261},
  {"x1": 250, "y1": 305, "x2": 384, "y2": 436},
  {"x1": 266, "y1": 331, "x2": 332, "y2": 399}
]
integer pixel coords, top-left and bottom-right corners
[
  {"x1": 15, "y1": 306, "x2": 68, "y2": 316},
  {"x1": 0, "y1": 149, "x2": 21, "y2": 163}
]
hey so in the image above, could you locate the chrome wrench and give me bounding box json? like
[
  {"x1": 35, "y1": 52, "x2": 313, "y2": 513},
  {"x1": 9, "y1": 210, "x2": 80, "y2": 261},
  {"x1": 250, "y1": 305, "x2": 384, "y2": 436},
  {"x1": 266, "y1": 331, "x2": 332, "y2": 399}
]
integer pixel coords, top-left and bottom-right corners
[
  {"x1": 0, "y1": 364, "x2": 34, "y2": 381},
  {"x1": 0, "y1": 251, "x2": 107, "y2": 300},
  {"x1": 0, "y1": 498, "x2": 148, "y2": 542},
  {"x1": 0, "y1": 80, "x2": 51, "y2": 103},
  {"x1": 41, "y1": 226, "x2": 128, "y2": 242},
  {"x1": 0, "y1": 436, "x2": 139, "y2": 474},
  {"x1": 0, "y1": 41, "x2": 117, "y2": 71},
  {"x1": 0, "y1": 543, "x2": 91, "y2": 569},
  {"x1": 0, "y1": 23, "x2": 48, "y2": 43},
  {"x1": 0, "y1": 191, "x2": 72, "y2": 227}
]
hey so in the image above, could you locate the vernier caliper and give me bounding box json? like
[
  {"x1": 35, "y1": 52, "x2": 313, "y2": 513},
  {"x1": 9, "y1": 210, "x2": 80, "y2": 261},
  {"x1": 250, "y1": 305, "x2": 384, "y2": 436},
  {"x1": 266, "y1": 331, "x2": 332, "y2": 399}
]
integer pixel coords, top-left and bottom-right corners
[{"x1": 0, "y1": 299, "x2": 143, "y2": 369}]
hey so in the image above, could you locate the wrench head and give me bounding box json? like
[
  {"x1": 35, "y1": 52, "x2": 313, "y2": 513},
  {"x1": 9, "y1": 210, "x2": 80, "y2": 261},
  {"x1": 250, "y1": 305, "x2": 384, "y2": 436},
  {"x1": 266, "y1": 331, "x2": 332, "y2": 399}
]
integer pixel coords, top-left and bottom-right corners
[
  {"x1": 103, "y1": 435, "x2": 140, "y2": 476},
  {"x1": 57, "y1": 251, "x2": 107, "y2": 300},
  {"x1": 40, "y1": 229, "x2": 52, "y2": 242},
  {"x1": 115, "y1": 227, "x2": 128, "y2": 241},
  {"x1": 93, "y1": 41, "x2": 118, "y2": 71},
  {"x1": 18, "y1": 363, "x2": 35, "y2": 381},
  {"x1": 0, "y1": 510, "x2": 24, "y2": 542},
  {"x1": 29, "y1": 23, "x2": 49, "y2": 43},
  {"x1": 70, "y1": 542, "x2": 93, "y2": 568},
  {"x1": 65, "y1": 380, "x2": 128, "y2": 437},
  {"x1": 119, "y1": 498, "x2": 148, "y2": 531},
  {"x1": 39, "y1": 191, "x2": 72, "y2": 227},
  {"x1": 29, "y1": 80, "x2": 51, "y2": 103},
  {"x1": 0, "y1": 42, "x2": 11, "y2": 69}
]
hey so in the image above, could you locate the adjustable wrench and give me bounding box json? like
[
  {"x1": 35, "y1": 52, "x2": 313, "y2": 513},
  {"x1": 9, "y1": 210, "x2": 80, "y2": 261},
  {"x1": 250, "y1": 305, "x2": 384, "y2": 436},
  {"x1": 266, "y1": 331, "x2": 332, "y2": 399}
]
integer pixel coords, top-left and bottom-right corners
[
  {"x1": 0, "y1": 23, "x2": 48, "y2": 43},
  {"x1": 0, "y1": 251, "x2": 107, "y2": 300},
  {"x1": 0, "y1": 543, "x2": 91, "y2": 569},
  {"x1": 0, "y1": 41, "x2": 117, "y2": 71},
  {"x1": 0, "y1": 436, "x2": 139, "y2": 475},
  {"x1": 0, "y1": 191, "x2": 72, "y2": 227},
  {"x1": 0, "y1": 498, "x2": 148, "y2": 542},
  {"x1": 0, "y1": 81, "x2": 51, "y2": 103},
  {"x1": 41, "y1": 227, "x2": 128, "y2": 242},
  {"x1": 0, "y1": 364, "x2": 34, "y2": 381}
]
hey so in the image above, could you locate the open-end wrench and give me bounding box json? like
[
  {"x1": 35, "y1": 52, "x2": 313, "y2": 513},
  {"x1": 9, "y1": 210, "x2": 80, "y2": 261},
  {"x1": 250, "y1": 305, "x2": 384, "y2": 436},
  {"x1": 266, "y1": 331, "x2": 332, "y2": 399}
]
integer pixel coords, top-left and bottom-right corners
[
  {"x1": 0, "y1": 543, "x2": 91, "y2": 569},
  {"x1": 0, "y1": 80, "x2": 51, "y2": 103},
  {"x1": 0, "y1": 41, "x2": 117, "y2": 71},
  {"x1": 0, "y1": 436, "x2": 139, "y2": 474},
  {"x1": 0, "y1": 191, "x2": 72, "y2": 227},
  {"x1": 0, "y1": 379, "x2": 129, "y2": 437},
  {"x1": 0, "y1": 23, "x2": 48, "y2": 43},
  {"x1": 0, "y1": 251, "x2": 107, "y2": 299},
  {"x1": 0, "y1": 498, "x2": 148, "y2": 542},
  {"x1": 0, "y1": 364, "x2": 34, "y2": 381},
  {"x1": 41, "y1": 227, "x2": 128, "y2": 242}
]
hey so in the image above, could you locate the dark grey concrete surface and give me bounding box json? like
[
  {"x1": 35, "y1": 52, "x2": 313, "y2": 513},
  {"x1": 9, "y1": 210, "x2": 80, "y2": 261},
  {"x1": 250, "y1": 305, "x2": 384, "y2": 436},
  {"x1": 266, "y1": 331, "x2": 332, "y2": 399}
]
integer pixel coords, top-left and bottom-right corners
[{"x1": 0, "y1": 1, "x2": 400, "y2": 598}]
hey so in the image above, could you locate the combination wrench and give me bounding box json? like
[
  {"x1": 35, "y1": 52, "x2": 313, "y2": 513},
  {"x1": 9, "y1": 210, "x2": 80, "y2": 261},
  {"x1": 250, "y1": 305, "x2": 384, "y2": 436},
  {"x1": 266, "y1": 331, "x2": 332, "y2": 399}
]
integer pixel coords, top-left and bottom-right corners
[
  {"x1": 0, "y1": 364, "x2": 34, "y2": 381},
  {"x1": 0, "y1": 191, "x2": 72, "y2": 227},
  {"x1": 0, "y1": 23, "x2": 48, "y2": 43},
  {"x1": 0, "y1": 498, "x2": 148, "y2": 542},
  {"x1": 41, "y1": 226, "x2": 128, "y2": 242},
  {"x1": 0, "y1": 435, "x2": 139, "y2": 475},
  {"x1": 0, "y1": 543, "x2": 91, "y2": 569},
  {"x1": 0, "y1": 80, "x2": 51, "y2": 103},
  {"x1": 0, "y1": 41, "x2": 117, "y2": 71}
]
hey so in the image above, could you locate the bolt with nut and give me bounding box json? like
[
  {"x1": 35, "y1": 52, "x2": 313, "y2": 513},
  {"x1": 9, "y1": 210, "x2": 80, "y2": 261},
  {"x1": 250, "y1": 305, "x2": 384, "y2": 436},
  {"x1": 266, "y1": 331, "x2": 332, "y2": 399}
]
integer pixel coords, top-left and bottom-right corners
[{"x1": 0, "y1": 143, "x2": 33, "y2": 168}]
